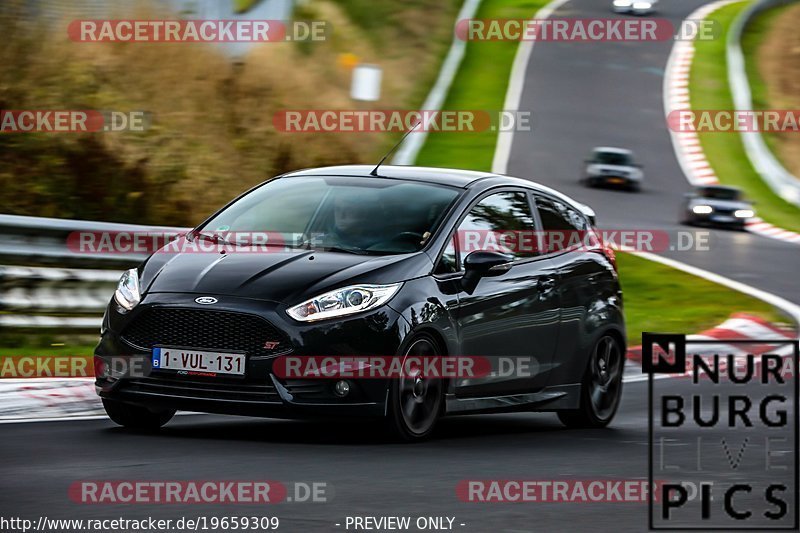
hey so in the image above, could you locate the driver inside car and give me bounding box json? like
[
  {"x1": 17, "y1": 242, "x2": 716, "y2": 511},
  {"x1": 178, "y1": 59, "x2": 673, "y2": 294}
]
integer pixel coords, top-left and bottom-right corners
[{"x1": 322, "y1": 192, "x2": 385, "y2": 251}]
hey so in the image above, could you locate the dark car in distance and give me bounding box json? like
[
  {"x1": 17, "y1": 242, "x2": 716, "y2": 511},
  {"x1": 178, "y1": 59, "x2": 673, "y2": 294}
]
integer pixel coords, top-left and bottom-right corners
[
  {"x1": 96, "y1": 165, "x2": 625, "y2": 441},
  {"x1": 681, "y1": 185, "x2": 755, "y2": 230}
]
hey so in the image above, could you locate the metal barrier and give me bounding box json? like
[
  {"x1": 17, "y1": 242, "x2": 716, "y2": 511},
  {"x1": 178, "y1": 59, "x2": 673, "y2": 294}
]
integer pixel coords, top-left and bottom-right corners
[
  {"x1": 0, "y1": 214, "x2": 183, "y2": 333},
  {"x1": 727, "y1": 0, "x2": 800, "y2": 207}
]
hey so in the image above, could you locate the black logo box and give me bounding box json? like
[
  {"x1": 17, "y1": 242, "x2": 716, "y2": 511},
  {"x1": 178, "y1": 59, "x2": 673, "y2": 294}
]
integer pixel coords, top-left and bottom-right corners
[{"x1": 644, "y1": 333, "x2": 799, "y2": 531}]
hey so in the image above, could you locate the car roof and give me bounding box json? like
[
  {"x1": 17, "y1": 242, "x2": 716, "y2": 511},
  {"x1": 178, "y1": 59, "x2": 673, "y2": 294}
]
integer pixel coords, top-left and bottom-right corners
[
  {"x1": 283, "y1": 165, "x2": 489, "y2": 188},
  {"x1": 592, "y1": 146, "x2": 632, "y2": 154},
  {"x1": 281, "y1": 164, "x2": 593, "y2": 216}
]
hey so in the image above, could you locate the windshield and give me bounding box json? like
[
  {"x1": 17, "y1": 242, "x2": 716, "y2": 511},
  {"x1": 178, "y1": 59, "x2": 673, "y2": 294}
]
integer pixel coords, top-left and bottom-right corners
[
  {"x1": 699, "y1": 187, "x2": 742, "y2": 201},
  {"x1": 594, "y1": 151, "x2": 632, "y2": 165},
  {"x1": 198, "y1": 176, "x2": 461, "y2": 255}
]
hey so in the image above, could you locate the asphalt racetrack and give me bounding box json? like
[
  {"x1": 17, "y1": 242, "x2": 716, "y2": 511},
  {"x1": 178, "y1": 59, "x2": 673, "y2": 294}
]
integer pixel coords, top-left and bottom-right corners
[{"x1": 1, "y1": 1, "x2": 797, "y2": 531}]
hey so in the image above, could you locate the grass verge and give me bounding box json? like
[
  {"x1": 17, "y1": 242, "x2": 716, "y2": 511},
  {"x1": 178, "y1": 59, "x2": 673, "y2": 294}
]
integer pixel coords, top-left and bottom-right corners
[
  {"x1": 0, "y1": 345, "x2": 96, "y2": 356},
  {"x1": 617, "y1": 252, "x2": 787, "y2": 347},
  {"x1": 690, "y1": 1, "x2": 800, "y2": 232},
  {"x1": 416, "y1": 0, "x2": 548, "y2": 170}
]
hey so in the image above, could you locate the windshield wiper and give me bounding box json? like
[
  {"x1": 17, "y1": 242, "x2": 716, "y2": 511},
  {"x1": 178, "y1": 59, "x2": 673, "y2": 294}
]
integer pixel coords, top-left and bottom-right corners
[
  {"x1": 191, "y1": 231, "x2": 233, "y2": 246},
  {"x1": 319, "y1": 245, "x2": 373, "y2": 255}
]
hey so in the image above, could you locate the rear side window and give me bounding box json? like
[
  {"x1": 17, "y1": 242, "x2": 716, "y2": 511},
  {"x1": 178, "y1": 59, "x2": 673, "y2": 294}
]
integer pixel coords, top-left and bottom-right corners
[{"x1": 535, "y1": 195, "x2": 589, "y2": 253}]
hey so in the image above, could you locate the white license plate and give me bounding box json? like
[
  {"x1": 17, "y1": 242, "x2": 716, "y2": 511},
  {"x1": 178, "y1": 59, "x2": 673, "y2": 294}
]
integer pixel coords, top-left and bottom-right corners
[
  {"x1": 713, "y1": 215, "x2": 735, "y2": 222},
  {"x1": 152, "y1": 347, "x2": 246, "y2": 376}
]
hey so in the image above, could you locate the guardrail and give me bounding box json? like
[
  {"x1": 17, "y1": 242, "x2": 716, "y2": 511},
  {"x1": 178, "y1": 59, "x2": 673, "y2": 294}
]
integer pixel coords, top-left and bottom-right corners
[
  {"x1": 0, "y1": 214, "x2": 182, "y2": 334},
  {"x1": 727, "y1": 0, "x2": 800, "y2": 207}
]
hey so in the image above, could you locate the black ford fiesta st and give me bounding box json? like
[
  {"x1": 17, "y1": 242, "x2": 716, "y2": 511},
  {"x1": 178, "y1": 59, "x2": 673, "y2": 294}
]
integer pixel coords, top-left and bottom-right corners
[{"x1": 96, "y1": 165, "x2": 625, "y2": 441}]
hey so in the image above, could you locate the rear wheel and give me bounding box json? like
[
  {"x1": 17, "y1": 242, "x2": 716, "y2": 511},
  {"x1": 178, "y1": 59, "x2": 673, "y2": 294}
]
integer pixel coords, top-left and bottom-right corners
[
  {"x1": 386, "y1": 336, "x2": 444, "y2": 441},
  {"x1": 558, "y1": 334, "x2": 624, "y2": 428},
  {"x1": 103, "y1": 399, "x2": 175, "y2": 430}
]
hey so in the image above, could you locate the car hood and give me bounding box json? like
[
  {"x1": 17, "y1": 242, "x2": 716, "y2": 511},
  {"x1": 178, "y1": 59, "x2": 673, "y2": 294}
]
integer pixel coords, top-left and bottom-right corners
[
  {"x1": 690, "y1": 198, "x2": 752, "y2": 210},
  {"x1": 140, "y1": 239, "x2": 431, "y2": 304}
]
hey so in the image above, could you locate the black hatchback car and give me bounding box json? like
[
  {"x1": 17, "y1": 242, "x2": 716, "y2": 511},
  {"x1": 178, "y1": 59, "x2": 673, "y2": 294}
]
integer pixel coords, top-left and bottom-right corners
[{"x1": 96, "y1": 165, "x2": 625, "y2": 441}]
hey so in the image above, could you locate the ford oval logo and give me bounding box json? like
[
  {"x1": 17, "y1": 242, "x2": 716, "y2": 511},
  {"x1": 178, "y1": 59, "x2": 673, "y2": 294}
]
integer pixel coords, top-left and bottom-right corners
[{"x1": 195, "y1": 296, "x2": 218, "y2": 305}]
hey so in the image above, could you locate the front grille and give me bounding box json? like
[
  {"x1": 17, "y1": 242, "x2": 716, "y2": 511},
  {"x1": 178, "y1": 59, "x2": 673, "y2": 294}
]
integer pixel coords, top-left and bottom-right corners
[
  {"x1": 121, "y1": 375, "x2": 281, "y2": 403},
  {"x1": 713, "y1": 207, "x2": 735, "y2": 215},
  {"x1": 121, "y1": 308, "x2": 291, "y2": 358}
]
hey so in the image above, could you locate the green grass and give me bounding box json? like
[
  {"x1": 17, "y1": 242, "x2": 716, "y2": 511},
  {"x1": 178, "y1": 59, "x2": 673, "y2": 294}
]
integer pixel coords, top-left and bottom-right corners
[
  {"x1": 416, "y1": 0, "x2": 548, "y2": 170},
  {"x1": 690, "y1": 1, "x2": 800, "y2": 232},
  {"x1": 617, "y1": 252, "x2": 787, "y2": 347},
  {"x1": 0, "y1": 345, "x2": 96, "y2": 357}
]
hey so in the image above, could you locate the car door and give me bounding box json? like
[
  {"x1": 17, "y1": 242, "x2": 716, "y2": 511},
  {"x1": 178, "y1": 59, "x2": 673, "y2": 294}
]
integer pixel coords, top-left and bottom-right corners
[
  {"x1": 443, "y1": 189, "x2": 560, "y2": 397},
  {"x1": 533, "y1": 193, "x2": 617, "y2": 385}
]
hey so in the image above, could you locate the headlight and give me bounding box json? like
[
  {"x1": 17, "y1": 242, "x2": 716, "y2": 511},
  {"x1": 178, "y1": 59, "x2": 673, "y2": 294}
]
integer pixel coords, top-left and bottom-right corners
[
  {"x1": 692, "y1": 205, "x2": 713, "y2": 214},
  {"x1": 114, "y1": 268, "x2": 141, "y2": 312},
  {"x1": 633, "y1": 1, "x2": 652, "y2": 9},
  {"x1": 613, "y1": 0, "x2": 632, "y2": 6},
  {"x1": 287, "y1": 283, "x2": 402, "y2": 322},
  {"x1": 734, "y1": 209, "x2": 754, "y2": 218}
]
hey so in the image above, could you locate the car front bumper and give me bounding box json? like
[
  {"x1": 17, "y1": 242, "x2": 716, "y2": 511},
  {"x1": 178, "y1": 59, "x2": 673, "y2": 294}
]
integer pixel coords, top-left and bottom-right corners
[
  {"x1": 95, "y1": 293, "x2": 409, "y2": 418},
  {"x1": 587, "y1": 174, "x2": 640, "y2": 187}
]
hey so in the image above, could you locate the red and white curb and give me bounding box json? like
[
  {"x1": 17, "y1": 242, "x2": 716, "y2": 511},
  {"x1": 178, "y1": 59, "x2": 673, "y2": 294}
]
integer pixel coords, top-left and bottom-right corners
[
  {"x1": 664, "y1": 0, "x2": 800, "y2": 245},
  {"x1": 624, "y1": 313, "x2": 797, "y2": 383},
  {"x1": 0, "y1": 378, "x2": 99, "y2": 422}
]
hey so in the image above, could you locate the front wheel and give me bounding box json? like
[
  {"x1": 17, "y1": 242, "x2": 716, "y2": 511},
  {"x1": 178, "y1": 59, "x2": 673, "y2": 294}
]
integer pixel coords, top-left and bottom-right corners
[
  {"x1": 103, "y1": 399, "x2": 175, "y2": 430},
  {"x1": 385, "y1": 336, "x2": 444, "y2": 441},
  {"x1": 558, "y1": 334, "x2": 624, "y2": 428}
]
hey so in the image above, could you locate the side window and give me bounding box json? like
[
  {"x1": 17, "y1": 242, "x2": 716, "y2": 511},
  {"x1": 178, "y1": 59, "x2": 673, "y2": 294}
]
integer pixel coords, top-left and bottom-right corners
[
  {"x1": 535, "y1": 196, "x2": 589, "y2": 254},
  {"x1": 456, "y1": 191, "x2": 537, "y2": 266}
]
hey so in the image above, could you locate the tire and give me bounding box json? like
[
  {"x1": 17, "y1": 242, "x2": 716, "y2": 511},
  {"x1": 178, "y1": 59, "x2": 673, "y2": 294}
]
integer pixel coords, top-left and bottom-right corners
[
  {"x1": 385, "y1": 335, "x2": 444, "y2": 442},
  {"x1": 103, "y1": 399, "x2": 175, "y2": 430},
  {"x1": 558, "y1": 334, "x2": 624, "y2": 429},
  {"x1": 628, "y1": 182, "x2": 641, "y2": 193}
]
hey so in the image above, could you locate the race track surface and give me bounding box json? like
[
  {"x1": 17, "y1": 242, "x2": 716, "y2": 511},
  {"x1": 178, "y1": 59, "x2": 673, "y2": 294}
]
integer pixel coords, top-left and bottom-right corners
[{"x1": 1, "y1": 1, "x2": 797, "y2": 531}]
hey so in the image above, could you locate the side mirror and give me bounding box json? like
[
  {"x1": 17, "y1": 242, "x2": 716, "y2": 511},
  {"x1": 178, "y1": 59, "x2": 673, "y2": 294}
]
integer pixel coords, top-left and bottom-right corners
[{"x1": 461, "y1": 251, "x2": 513, "y2": 293}]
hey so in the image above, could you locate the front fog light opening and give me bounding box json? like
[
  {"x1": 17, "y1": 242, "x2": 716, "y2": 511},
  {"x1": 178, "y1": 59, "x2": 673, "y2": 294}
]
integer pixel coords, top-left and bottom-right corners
[{"x1": 333, "y1": 380, "x2": 351, "y2": 397}]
